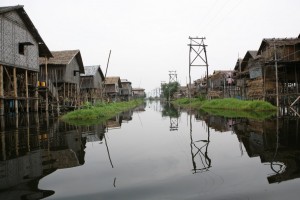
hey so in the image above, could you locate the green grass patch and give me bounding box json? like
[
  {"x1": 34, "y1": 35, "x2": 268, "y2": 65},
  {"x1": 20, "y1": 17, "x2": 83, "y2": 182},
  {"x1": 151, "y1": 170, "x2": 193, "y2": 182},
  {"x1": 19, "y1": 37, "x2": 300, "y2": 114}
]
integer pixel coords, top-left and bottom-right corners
[
  {"x1": 201, "y1": 98, "x2": 276, "y2": 111},
  {"x1": 173, "y1": 97, "x2": 277, "y2": 120},
  {"x1": 61, "y1": 99, "x2": 143, "y2": 125},
  {"x1": 200, "y1": 108, "x2": 276, "y2": 120}
]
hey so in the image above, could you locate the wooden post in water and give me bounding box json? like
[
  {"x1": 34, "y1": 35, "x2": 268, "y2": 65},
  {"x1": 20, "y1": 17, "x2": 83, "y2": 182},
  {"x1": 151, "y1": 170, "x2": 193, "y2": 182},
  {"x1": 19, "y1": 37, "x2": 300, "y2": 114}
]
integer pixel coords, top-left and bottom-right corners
[
  {"x1": 45, "y1": 57, "x2": 49, "y2": 112},
  {"x1": 0, "y1": 65, "x2": 4, "y2": 115},
  {"x1": 25, "y1": 70, "x2": 29, "y2": 113},
  {"x1": 13, "y1": 67, "x2": 18, "y2": 114}
]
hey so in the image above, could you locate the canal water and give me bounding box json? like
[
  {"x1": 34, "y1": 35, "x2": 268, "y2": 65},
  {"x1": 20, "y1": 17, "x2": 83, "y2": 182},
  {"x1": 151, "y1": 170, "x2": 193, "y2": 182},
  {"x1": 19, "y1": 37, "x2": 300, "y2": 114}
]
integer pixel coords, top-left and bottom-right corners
[{"x1": 0, "y1": 100, "x2": 300, "y2": 200}]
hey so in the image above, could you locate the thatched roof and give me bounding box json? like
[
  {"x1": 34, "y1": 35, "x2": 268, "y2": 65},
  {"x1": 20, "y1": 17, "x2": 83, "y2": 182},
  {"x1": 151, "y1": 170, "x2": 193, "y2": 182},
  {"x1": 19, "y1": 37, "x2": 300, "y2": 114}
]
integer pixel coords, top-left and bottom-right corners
[
  {"x1": 0, "y1": 5, "x2": 52, "y2": 57},
  {"x1": 105, "y1": 76, "x2": 121, "y2": 87},
  {"x1": 40, "y1": 50, "x2": 84, "y2": 73},
  {"x1": 81, "y1": 65, "x2": 104, "y2": 79},
  {"x1": 132, "y1": 88, "x2": 145, "y2": 91},
  {"x1": 258, "y1": 38, "x2": 300, "y2": 54}
]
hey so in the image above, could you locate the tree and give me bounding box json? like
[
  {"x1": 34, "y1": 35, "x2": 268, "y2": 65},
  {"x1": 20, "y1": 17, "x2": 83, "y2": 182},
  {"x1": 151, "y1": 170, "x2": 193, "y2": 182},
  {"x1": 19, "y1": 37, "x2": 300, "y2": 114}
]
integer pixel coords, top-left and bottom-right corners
[{"x1": 161, "y1": 82, "x2": 180, "y2": 101}]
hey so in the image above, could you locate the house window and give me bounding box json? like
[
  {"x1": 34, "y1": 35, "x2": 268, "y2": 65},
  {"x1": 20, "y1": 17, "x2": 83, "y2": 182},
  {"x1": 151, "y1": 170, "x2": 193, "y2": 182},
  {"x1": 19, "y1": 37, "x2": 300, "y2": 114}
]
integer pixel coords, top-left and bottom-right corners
[
  {"x1": 19, "y1": 43, "x2": 25, "y2": 55},
  {"x1": 19, "y1": 42, "x2": 33, "y2": 55}
]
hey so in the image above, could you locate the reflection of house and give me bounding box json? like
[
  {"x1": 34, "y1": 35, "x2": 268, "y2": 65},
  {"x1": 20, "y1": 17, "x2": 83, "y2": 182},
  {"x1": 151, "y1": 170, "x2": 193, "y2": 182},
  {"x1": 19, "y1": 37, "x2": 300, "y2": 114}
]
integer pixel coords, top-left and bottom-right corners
[
  {"x1": 0, "y1": 5, "x2": 52, "y2": 115},
  {"x1": 80, "y1": 65, "x2": 105, "y2": 103},
  {"x1": 122, "y1": 110, "x2": 133, "y2": 122},
  {"x1": 81, "y1": 123, "x2": 107, "y2": 142},
  {"x1": 0, "y1": 114, "x2": 87, "y2": 199},
  {"x1": 233, "y1": 117, "x2": 300, "y2": 184},
  {"x1": 104, "y1": 76, "x2": 122, "y2": 101},
  {"x1": 39, "y1": 50, "x2": 85, "y2": 107},
  {"x1": 120, "y1": 79, "x2": 132, "y2": 101},
  {"x1": 106, "y1": 115, "x2": 122, "y2": 129}
]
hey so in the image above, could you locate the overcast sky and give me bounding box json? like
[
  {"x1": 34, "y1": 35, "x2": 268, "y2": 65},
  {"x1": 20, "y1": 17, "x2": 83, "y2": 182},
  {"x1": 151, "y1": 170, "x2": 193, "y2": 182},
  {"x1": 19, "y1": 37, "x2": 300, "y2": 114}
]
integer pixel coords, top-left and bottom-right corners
[{"x1": 1, "y1": 0, "x2": 299, "y2": 95}]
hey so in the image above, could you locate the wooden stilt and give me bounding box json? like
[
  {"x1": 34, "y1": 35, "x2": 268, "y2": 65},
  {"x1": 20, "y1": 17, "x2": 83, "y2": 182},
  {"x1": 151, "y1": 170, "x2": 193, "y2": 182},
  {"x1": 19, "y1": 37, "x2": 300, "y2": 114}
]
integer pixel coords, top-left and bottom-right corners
[
  {"x1": 25, "y1": 70, "x2": 29, "y2": 112},
  {"x1": 13, "y1": 67, "x2": 18, "y2": 114},
  {"x1": 0, "y1": 116, "x2": 5, "y2": 160},
  {"x1": 45, "y1": 57, "x2": 48, "y2": 112},
  {"x1": 34, "y1": 74, "x2": 39, "y2": 112},
  {"x1": 0, "y1": 65, "x2": 4, "y2": 115}
]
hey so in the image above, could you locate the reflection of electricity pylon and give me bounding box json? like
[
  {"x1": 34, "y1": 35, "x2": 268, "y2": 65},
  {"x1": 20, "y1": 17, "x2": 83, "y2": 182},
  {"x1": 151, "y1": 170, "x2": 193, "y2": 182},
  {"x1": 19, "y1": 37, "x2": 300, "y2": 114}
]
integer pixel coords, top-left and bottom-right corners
[
  {"x1": 189, "y1": 114, "x2": 211, "y2": 174},
  {"x1": 170, "y1": 117, "x2": 178, "y2": 131},
  {"x1": 188, "y1": 37, "x2": 209, "y2": 97}
]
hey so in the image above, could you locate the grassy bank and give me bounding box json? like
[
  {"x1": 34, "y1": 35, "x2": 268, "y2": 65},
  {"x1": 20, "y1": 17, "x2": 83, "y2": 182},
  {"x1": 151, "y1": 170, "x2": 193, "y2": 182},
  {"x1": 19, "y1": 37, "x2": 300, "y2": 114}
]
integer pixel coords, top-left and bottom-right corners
[
  {"x1": 174, "y1": 98, "x2": 277, "y2": 111},
  {"x1": 174, "y1": 98, "x2": 277, "y2": 120},
  {"x1": 61, "y1": 99, "x2": 143, "y2": 125}
]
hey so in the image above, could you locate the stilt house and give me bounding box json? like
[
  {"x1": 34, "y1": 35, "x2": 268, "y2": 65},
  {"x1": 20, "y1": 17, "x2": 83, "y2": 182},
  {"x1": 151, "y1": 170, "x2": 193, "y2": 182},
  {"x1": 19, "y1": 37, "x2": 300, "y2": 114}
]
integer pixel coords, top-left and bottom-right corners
[
  {"x1": 235, "y1": 37, "x2": 300, "y2": 106},
  {"x1": 208, "y1": 70, "x2": 235, "y2": 99},
  {"x1": 39, "y1": 50, "x2": 84, "y2": 108},
  {"x1": 0, "y1": 5, "x2": 52, "y2": 115},
  {"x1": 120, "y1": 79, "x2": 132, "y2": 101},
  {"x1": 80, "y1": 65, "x2": 105, "y2": 103},
  {"x1": 132, "y1": 88, "x2": 145, "y2": 98},
  {"x1": 104, "y1": 76, "x2": 122, "y2": 101}
]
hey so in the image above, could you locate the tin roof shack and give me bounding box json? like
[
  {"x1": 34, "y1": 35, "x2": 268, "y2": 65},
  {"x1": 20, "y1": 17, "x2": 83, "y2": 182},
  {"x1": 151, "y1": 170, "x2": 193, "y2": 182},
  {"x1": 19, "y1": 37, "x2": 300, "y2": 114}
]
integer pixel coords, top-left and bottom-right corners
[
  {"x1": 104, "y1": 76, "x2": 122, "y2": 102},
  {"x1": 208, "y1": 70, "x2": 235, "y2": 99},
  {"x1": 0, "y1": 5, "x2": 52, "y2": 115},
  {"x1": 120, "y1": 79, "x2": 132, "y2": 101},
  {"x1": 80, "y1": 65, "x2": 105, "y2": 103},
  {"x1": 256, "y1": 37, "x2": 300, "y2": 106},
  {"x1": 132, "y1": 88, "x2": 145, "y2": 98},
  {"x1": 39, "y1": 50, "x2": 84, "y2": 109}
]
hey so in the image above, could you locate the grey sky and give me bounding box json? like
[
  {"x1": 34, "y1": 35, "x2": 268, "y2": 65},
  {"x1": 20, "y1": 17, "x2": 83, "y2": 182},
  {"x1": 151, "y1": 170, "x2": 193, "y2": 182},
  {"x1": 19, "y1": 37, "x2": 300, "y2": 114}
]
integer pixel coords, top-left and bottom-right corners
[{"x1": 1, "y1": 0, "x2": 299, "y2": 94}]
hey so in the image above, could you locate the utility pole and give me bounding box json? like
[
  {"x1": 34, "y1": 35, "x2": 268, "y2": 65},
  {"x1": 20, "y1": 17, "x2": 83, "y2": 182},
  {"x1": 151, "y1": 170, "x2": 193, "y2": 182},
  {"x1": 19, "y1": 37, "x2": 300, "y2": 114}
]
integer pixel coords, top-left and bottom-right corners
[
  {"x1": 168, "y1": 71, "x2": 177, "y2": 101},
  {"x1": 188, "y1": 37, "x2": 209, "y2": 98}
]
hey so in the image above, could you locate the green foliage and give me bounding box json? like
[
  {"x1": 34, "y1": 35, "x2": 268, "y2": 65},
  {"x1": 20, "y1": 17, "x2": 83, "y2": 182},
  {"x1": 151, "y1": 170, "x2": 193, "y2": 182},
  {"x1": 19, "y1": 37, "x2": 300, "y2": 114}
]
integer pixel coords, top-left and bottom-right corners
[
  {"x1": 61, "y1": 100, "x2": 143, "y2": 125},
  {"x1": 201, "y1": 98, "x2": 277, "y2": 111},
  {"x1": 161, "y1": 82, "x2": 180, "y2": 101},
  {"x1": 201, "y1": 108, "x2": 276, "y2": 120}
]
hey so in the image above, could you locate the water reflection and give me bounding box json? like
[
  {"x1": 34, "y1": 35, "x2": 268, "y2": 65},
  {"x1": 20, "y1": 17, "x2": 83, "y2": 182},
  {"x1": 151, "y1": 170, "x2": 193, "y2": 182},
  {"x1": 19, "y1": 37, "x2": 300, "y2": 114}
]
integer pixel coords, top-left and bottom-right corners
[
  {"x1": 196, "y1": 110, "x2": 300, "y2": 184},
  {"x1": 1, "y1": 101, "x2": 300, "y2": 199},
  {"x1": 0, "y1": 113, "x2": 86, "y2": 199},
  {"x1": 161, "y1": 103, "x2": 179, "y2": 131}
]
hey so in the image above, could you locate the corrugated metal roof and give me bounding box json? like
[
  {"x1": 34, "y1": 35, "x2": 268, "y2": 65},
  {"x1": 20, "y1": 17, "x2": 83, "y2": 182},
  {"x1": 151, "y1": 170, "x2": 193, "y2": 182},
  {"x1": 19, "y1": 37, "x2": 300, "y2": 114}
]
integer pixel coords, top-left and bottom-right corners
[{"x1": 81, "y1": 65, "x2": 100, "y2": 76}]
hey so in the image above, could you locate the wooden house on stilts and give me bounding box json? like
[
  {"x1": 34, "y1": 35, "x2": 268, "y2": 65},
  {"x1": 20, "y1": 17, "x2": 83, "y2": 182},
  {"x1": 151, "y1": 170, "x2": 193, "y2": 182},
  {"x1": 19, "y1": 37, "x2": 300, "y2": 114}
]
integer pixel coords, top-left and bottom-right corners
[
  {"x1": 103, "y1": 76, "x2": 122, "y2": 102},
  {"x1": 234, "y1": 36, "x2": 300, "y2": 108},
  {"x1": 39, "y1": 50, "x2": 84, "y2": 110},
  {"x1": 80, "y1": 65, "x2": 105, "y2": 103},
  {"x1": 0, "y1": 5, "x2": 52, "y2": 115}
]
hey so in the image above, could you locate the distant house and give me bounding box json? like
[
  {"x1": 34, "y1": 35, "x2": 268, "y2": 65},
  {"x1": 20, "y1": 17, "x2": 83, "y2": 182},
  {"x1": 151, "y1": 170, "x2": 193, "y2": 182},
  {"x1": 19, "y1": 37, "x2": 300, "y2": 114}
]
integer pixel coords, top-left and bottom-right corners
[
  {"x1": 80, "y1": 65, "x2": 105, "y2": 103},
  {"x1": 120, "y1": 79, "x2": 132, "y2": 101},
  {"x1": 132, "y1": 88, "x2": 145, "y2": 98},
  {"x1": 39, "y1": 50, "x2": 84, "y2": 107},
  {"x1": 104, "y1": 76, "x2": 122, "y2": 101},
  {"x1": 208, "y1": 70, "x2": 235, "y2": 98},
  {"x1": 0, "y1": 5, "x2": 52, "y2": 114}
]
